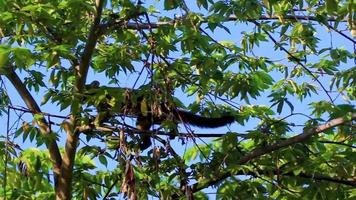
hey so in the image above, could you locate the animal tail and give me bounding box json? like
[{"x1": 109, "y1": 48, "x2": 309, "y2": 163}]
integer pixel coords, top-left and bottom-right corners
[{"x1": 176, "y1": 110, "x2": 235, "y2": 128}]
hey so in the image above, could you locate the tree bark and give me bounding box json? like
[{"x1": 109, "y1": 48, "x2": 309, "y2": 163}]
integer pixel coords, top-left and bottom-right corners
[
  {"x1": 5, "y1": 70, "x2": 63, "y2": 194},
  {"x1": 56, "y1": 119, "x2": 79, "y2": 200},
  {"x1": 55, "y1": 0, "x2": 105, "y2": 198}
]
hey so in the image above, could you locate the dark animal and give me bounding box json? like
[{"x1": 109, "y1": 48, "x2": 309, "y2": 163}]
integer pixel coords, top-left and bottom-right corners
[{"x1": 84, "y1": 81, "x2": 235, "y2": 150}]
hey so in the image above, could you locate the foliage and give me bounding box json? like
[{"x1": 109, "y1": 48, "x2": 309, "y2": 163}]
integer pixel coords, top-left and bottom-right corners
[{"x1": 0, "y1": 0, "x2": 355, "y2": 199}]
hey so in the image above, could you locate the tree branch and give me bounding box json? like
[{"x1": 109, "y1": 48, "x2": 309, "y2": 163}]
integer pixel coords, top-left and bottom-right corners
[
  {"x1": 93, "y1": 123, "x2": 249, "y2": 139},
  {"x1": 206, "y1": 168, "x2": 356, "y2": 187},
  {"x1": 1, "y1": 14, "x2": 346, "y2": 40},
  {"x1": 102, "y1": 177, "x2": 120, "y2": 199},
  {"x1": 4, "y1": 69, "x2": 62, "y2": 187},
  {"x1": 57, "y1": 1, "x2": 105, "y2": 199},
  {"x1": 189, "y1": 113, "x2": 356, "y2": 193},
  {"x1": 320, "y1": 140, "x2": 356, "y2": 149},
  {"x1": 321, "y1": 21, "x2": 356, "y2": 44},
  {"x1": 121, "y1": 15, "x2": 346, "y2": 30},
  {"x1": 75, "y1": 0, "x2": 104, "y2": 92},
  {"x1": 8, "y1": 105, "x2": 69, "y2": 119},
  {"x1": 289, "y1": 171, "x2": 356, "y2": 186}
]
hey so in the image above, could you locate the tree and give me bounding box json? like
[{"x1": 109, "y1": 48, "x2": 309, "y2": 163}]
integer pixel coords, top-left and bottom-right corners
[{"x1": 0, "y1": 0, "x2": 355, "y2": 199}]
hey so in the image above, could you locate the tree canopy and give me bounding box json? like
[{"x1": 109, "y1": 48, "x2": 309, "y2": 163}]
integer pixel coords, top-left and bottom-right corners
[{"x1": 0, "y1": 0, "x2": 355, "y2": 199}]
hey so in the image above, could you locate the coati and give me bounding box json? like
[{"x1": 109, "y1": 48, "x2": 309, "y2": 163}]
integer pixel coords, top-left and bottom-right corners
[{"x1": 84, "y1": 81, "x2": 235, "y2": 150}]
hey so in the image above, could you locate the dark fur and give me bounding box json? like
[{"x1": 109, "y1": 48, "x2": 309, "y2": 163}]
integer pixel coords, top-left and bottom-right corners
[
  {"x1": 140, "y1": 110, "x2": 234, "y2": 150},
  {"x1": 84, "y1": 82, "x2": 235, "y2": 150},
  {"x1": 175, "y1": 110, "x2": 235, "y2": 128}
]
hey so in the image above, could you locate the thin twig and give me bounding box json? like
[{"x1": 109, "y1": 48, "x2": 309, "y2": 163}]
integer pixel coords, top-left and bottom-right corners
[
  {"x1": 7, "y1": 105, "x2": 69, "y2": 119},
  {"x1": 121, "y1": 15, "x2": 346, "y2": 30},
  {"x1": 3, "y1": 107, "x2": 10, "y2": 200},
  {"x1": 103, "y1": 177, "x2": 120, "y2": 199}
]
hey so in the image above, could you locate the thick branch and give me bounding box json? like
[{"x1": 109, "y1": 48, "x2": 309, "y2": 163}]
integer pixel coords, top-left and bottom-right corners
[
  {"x1": 189, "y1": 113, "x2": 356, "y2": 193},
  {"x1": 57, "y1": 1, "x2": 105, "y2": 199},
  {"x1": 56, "y1": 118, "x2": 79, "y2": 200},
  {"x1": 4, "y1": 70, "x2": 62, "y2": 185},
  {"x1": 75, "y1": 0, "x2": 104, "y2": 92},
  {"x1": 6, "y1": 72, "x2": 43, "y2": 112},
  {"x1": 56, "y1": 1, "x2": 105, "y2": 199}
]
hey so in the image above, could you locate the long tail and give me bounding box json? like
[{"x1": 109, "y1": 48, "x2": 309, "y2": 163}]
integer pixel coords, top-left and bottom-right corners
[{"x1": 176, "y1": 110, "x2": 235, "y2": 128}]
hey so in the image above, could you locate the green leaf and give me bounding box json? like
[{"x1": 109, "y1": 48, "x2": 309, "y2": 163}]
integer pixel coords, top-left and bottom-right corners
[
  {"x1": 15, "y1": 127, "x2": 24, "y2": 138},
  {"x1": 34, "y1": 113, "x2": 45, "y2": 121},
  {"x1": 285, "y1": 99, "x2": 294, "y2": 113},
  {"x1": 293, "y1": 168, "x2": 303, "y2": 176},
  {"x1": 326, "y1": 0, "x2": 338, "y2": 14},
  {"x1": 23, "y1": 128, "x2": 30, "y2": 142},
  {"x1": 197, "y1": 0, "x2": 208, "y2": 9},
  {"x1": 0, "y1": 46, "x2": 10, "y2": 70},
  {"x1": 98, "y1": 155, "x2": 108, "y2": 167},
  {"x1": 41, "y1": 90, "x2": 53, "y2": 105},
  {"x1": 183, "y1": 146, "x2": 199, "y2": 163},
  {"x1": 164, "y1": 0, "x2": 180, "y2": 10},
  {"x1": 277, "y1": 100, "x2": 284, "y2": 114},
  {"x1": 12, "y1": 47, "x2": 35, "y2": 68},
  {"x1": 29, "y1": 127, "x2": 37, "y2": 142}
]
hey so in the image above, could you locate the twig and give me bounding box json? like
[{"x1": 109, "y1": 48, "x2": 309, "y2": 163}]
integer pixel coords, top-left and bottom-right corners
[
  {"x1": 320, "y1": 140, "x2": 356, "y2": 148},
  {"x1": 3, "y1": 107, "x2": 10, "y2": 200},
  {"x1": 5, "y1": 69, "x2": 62, "y2": 182},
  {"x1": 122, "y1": 15, "x2": 346, "y2": 30},
  {"x1": 7, "y1": 105, "x2": 69, "y2": 119},
  {"x1": 103, "y1": 177, "x2": 120, "y2": 199},
  {"x1": 322, "y1": 22, "x2": 356, "y2": 44}
]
